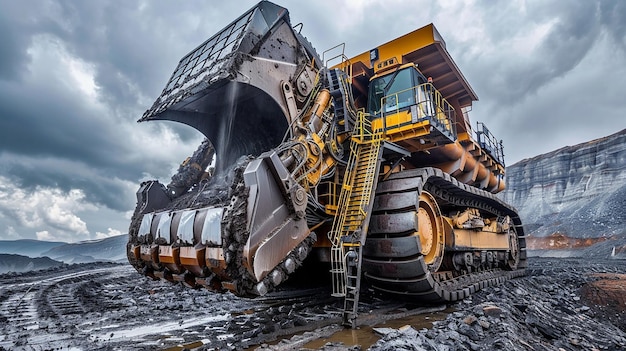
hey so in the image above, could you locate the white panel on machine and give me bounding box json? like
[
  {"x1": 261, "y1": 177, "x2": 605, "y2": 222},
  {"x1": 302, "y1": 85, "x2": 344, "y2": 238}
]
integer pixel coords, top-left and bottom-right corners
[
  {"x1": 156, "y1": 213, "x2": 172, "y2": 243},
  {"x1": 139, "y1": 213, "x2": 154, "y2": 236},
  {"x1": 201, "y1": 208, "x2": 223, "y2": 246},
  {"x1": 177, "y1": 210, "x2": 196, "y2": 244}
]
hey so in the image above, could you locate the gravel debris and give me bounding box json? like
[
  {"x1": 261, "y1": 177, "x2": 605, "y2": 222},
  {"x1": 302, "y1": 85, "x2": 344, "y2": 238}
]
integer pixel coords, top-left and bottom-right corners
[
  {"x1": 1, "y1": 258, "x2": 624, "y2": 350},
  {"x1": 368, "y1": 258, "x2": 626, "y2": 351}
]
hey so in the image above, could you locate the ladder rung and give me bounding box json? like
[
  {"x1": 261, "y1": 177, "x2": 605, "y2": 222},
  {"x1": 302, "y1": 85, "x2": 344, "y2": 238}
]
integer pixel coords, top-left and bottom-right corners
[
  {"x1": 345, "y1": 206, "x2": 361, "y2": 210},
  {"x1": 344, "y1": 216, "x2": 361, "y2": 220}
]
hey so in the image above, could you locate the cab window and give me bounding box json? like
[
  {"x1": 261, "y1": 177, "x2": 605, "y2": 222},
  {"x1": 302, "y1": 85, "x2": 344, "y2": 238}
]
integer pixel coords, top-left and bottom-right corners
[{"x1": 367, "y1": 67, "x2": 422, "y2": 115}]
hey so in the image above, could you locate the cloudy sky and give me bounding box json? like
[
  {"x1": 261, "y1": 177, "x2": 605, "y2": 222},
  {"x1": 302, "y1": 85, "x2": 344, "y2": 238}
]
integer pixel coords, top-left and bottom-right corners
[{"x1": 0, "y1": 0, "x2": 624, "y2": 242}]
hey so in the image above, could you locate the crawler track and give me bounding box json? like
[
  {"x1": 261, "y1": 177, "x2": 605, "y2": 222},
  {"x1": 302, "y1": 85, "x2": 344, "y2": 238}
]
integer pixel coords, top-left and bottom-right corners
[{"x1": 363, "y1": 167, "x2": 527, "y2": 302}]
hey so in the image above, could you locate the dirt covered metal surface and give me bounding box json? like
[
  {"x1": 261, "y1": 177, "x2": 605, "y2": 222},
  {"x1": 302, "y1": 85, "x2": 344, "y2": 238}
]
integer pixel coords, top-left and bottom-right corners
[{"x1": 0, "y1": 258, "x2": 624, "y2": 350}]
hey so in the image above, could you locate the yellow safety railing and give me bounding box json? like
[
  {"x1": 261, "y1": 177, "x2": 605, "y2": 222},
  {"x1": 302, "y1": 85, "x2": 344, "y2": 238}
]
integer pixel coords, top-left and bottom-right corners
[
  {"x1": 352, "y1": 111, "x2": 383, "y2": 144},
  {"x1": 318, "y1": 181, "x2": 340, "y2": 214},
  {"x1": 323, "y1": 43, "x2": 353, "y2": 84},
  {"x1": 380, "y1": 82, "x2": 456, "y2": 139}
]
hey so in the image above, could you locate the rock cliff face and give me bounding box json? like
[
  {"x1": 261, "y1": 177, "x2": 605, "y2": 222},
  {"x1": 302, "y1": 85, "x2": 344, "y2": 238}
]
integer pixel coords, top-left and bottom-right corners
[{"x1": 500, "y1": 129, "x2": 626, "y2": 245}]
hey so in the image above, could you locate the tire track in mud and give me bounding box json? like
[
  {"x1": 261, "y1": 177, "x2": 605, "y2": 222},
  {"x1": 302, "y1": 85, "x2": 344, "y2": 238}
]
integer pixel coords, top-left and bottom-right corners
[
  {"x1": 0, "y1": 265, "x2": 131, "y2": 350},
  {"x1": 1, "y1": 289, "x2": 39, "y2": 332},
  {"x1": 0, "y1": 263, "x2": 507, "y2": 351},
  {"x1": 0, "y1": 264, "x2": 271, "y2": 350},
  {"x1": 0, "y1": 264, "x2": 374, "y2": 350}
]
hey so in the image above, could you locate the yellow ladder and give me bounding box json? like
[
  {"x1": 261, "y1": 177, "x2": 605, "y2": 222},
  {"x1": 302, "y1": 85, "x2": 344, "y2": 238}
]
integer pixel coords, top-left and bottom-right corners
[{"x1": 328, "y1": 112, "x2": 383, "y2": 327}]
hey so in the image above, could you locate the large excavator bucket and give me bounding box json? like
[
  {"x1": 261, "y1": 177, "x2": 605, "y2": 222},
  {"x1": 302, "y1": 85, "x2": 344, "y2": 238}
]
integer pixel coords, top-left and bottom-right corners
[
  {"x1": 140, "y1": 1, "x2": 315, "y2": 171},
  {"x1": 128, "y1": 1, "x2": 321, "y2": 297}
]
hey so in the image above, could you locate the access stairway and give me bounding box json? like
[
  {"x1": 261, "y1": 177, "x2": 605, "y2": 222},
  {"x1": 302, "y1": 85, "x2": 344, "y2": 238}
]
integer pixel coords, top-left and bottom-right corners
[{"x1": 329, "y1": 113, "x2": 383, "y2": 328}]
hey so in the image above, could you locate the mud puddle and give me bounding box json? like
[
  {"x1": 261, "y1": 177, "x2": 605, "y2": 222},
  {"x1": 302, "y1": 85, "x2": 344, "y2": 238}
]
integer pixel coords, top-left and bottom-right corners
[
  {"x1": 163, "y1": 340, "x2": 204, "y2": 351},
  {"x1": 300, "y1": 307, "x2": 453, "y2": 349}
]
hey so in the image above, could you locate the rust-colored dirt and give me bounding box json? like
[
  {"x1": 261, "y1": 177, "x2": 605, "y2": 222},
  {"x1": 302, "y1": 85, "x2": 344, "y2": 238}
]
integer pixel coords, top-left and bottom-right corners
[
  {"x1": 526, "y1": 232, "x2": 610, "y2": 250},
  {"x1": 581, "y1": 272, "x2": 626, "y2": 332},
  {"x1": 581, "y1": 273, "x2": 626, "y2": 312}
]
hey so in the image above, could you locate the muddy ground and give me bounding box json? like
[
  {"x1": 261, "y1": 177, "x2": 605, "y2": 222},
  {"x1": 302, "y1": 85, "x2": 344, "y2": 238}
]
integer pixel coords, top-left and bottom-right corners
[{"x1": 0, "y1": 258, "x2": 624, "y2": 350}]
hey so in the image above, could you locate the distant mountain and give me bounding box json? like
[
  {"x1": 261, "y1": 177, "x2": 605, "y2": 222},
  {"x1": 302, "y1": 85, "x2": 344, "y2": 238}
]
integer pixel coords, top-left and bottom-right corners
[
  {"x1": 0, "y1": 254, "x2": 64, "y2": 274},
  {"x1": 501, "y1": 129, "x2": 626, "y2": 254},
  {"x1": 42, "y1": 234, "x2": 128, "y2": 264},
  {"x1": 0, "y1": 239, "x2": 66, "y2": 257}
]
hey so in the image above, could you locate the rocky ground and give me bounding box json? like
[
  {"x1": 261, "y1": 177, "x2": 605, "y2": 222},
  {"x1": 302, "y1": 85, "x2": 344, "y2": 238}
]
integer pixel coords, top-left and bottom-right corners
[
  {"x1": 0, "y1": 258, "x2": 624, "y2": 350},
  {"x1": 362, "y1": 258, "x2": 626, "y2": 351},
  {"x1": 222, "y1": 258, "x2": 626, "y2": 351}
]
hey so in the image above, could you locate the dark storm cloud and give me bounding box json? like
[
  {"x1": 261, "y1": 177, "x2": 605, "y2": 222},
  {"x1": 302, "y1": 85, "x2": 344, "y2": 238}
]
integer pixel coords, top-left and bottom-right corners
[
  {"x1": 0, "y1": 2, "x2": 43, "y2": 80},
  {"x1": 0, "y1": 153, "x2": 134, "y2": 211},
  {"x1": 0, "y1": 0, "x2": 255, "y2": 212},
  {"x1": 0, "y1": 12, "x2": 28, "y2": 80},
  {"x1": 0, "y1": 59, "x2": 167, "y2": 212},
  {"x1": 0, "y1": 78, "x2": 124, "y2": 168},
  {"x1": 48, "y1": 1, "x2": 177, "y2": 105},
  {"x1": 2, "y1": 1, "x2": 201, "y2": 100},
  {"x1": 461, "y1": 1, "x2": 606, "y2": 106},
  {"x1": 599, "y1": 0, "x2": 626, "y2": 49}
]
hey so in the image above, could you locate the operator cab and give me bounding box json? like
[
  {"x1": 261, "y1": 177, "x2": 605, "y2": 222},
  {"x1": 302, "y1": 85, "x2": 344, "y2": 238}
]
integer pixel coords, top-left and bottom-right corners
[
  {"x1": 364, "y1": 62, "x2": 457, "y2": 147},
  {"x1": 366, "y1": 64, "x2": 431, "y2": 117}
]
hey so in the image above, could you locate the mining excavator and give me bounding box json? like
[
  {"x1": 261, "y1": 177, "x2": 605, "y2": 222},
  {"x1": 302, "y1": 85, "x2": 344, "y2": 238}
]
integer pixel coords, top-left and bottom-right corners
[{"x1": 127, "y1": 1, "x2": 527, "y2": 327}]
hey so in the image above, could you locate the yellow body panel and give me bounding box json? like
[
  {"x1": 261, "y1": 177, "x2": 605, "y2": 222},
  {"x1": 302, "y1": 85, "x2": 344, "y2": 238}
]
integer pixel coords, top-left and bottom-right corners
[
  {"x1": 337, "y1": 23, "x2": 477, "y2": 108},
  {"x1": 342, "y1": 24, "x2": 442, "y2": 72},
  {"x1": 372, "y1": 114, "x2": 432, "y2": 143},
  {"x1": 448, "y1": 229, "x2": 510, "y2": 250}
]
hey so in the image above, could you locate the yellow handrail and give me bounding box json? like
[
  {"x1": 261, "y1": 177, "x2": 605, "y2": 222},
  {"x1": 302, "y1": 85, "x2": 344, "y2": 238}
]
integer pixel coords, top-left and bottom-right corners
[
  {"x1": 379, "y1": 82, "x2": 456, "y2": 138},
  {"x1": 353, "y1": 111, "x2": 383, "y2": 144}
]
